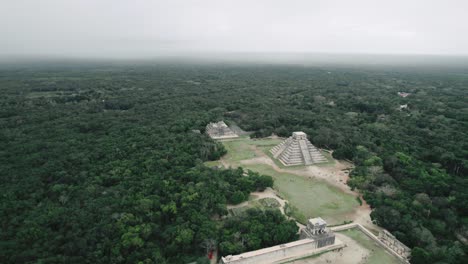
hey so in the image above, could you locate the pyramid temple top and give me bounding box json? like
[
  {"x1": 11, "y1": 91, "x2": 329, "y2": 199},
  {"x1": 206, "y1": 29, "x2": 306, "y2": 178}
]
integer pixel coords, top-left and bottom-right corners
[
  {"x1": 270, "y1": 131, "x2": 326, "y2": 166},
  {"x1": 292, "y1": 131, "x2": 307, "y2": 140}
]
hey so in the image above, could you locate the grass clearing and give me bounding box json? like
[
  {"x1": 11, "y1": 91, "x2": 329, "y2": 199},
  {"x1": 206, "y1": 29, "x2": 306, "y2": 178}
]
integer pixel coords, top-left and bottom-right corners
[
  {"x1": 338, "y1": 228, "x2": 402, "y2": 264},
  {"x1": 221, "y1": 137, "x2": 283, "y2": 165},
  {"x1": 241, "y1": 164, "x2": 358, "y2": 224},
  {"x1": 219, "y1": 137, "x2": 359, "y2": 225},
  {"x1": 220, "y1": 138, "x2": 257, "y2": 163}
]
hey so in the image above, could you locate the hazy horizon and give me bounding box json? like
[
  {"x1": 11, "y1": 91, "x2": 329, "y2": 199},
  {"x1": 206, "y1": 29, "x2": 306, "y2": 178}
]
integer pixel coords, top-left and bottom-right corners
[{"x1": 2, "y1": 0, "x2": 468, "y2": 59}]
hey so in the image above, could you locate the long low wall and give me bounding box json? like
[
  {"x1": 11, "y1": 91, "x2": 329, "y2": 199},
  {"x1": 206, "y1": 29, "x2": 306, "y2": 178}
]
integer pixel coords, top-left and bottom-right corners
[
  {"x1": 330, "y1": 224, "x2": 410, "y2": 264},
  {"x1": 221, "y1": 238, "x2": 344, "y2": 264}
]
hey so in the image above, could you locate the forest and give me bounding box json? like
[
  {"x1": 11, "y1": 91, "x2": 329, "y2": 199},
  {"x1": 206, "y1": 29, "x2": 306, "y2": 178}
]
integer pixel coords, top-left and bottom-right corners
[{"x1": 0, "y1": 61, "x2": 467, "y2": 263}]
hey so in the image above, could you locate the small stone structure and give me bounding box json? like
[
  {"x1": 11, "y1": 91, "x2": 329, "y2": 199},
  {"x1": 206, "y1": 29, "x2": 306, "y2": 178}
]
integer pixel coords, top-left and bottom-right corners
[
  {"x1": 398, "y1": 92, "x2": 411, "y2": 98},
  {"x1": 300, "y1": 217, "x2": 335, "y2": 248},
  {"x1": 379, "y1": 229, "x2": 411, "y2": 259},
  {"x1": 206, "y1": 121, "x2": 239, "y2": 139},
  {"x1": 270, "y1": 132, "x2": 326, "y2": 166},
  {"x1": 220, "y1": 218, "x2": 342, "y2": 264}
]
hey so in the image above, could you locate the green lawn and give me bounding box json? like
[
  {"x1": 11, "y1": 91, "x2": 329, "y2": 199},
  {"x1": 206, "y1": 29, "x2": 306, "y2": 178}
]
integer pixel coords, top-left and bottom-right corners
[
  {"x1": 338, "y1": 228, "x2": 403, "y2": 264},
  {"x1": 241, "y1": 163, "x2": 358, "y2": 224},
  {"x1": 220, "y1": 137, "x2": 258, "y2": 163},
  {"x1": 219, "y1": 137, "x2": 359, "y2": 225}
]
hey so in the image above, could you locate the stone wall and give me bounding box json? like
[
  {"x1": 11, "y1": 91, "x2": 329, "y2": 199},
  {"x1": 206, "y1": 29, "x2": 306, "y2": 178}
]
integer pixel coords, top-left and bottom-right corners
[
  {"x1": 220, "y1": 238, "x2": 344, "y2": 264},
  {"x1": 221, "y1": 217, "x2": 341, "y2": 264},
  {"x1": 379, "y1": 230, "x2": 411, "y2": 259}
]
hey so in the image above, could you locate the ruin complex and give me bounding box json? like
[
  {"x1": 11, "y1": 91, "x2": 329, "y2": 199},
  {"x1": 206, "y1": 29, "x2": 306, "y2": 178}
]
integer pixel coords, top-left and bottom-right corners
[
  {"x1": 270, "y1": 132, "x2": 326, "y2": 166},
  {"x1": 220, "y1": 218, "x2": 342, "y2": 264},
  {"x1": 206, "y1": 121, "x2": 239, "y2": 139},
  {"x1": 379, "y1": 229, "x2": 411, "y2": 259}
]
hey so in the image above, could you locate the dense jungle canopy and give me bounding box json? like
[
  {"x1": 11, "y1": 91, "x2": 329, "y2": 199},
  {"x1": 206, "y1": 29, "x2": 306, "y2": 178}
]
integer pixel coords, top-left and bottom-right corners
[{"x1": 0, "y1": 61, "x2": 467, "y2": 263}]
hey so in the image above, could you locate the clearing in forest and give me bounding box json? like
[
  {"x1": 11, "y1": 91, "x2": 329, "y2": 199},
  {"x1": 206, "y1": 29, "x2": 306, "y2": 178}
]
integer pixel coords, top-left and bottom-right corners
[{"x1": 211, "y1": 136, "x2": 361, "y2": 225}]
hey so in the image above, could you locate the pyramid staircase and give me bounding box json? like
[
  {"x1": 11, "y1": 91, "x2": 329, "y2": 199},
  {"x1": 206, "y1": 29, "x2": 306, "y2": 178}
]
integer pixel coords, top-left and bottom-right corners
[{"x1": 270, "y1": 132, "x2": 327, "y2": 166}]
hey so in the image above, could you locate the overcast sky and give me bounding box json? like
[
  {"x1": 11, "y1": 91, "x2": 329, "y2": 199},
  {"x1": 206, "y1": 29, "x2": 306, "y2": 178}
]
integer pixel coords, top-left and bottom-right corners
[{"x1": 1, "y1": 0, "x2": 468, "y2": 58}]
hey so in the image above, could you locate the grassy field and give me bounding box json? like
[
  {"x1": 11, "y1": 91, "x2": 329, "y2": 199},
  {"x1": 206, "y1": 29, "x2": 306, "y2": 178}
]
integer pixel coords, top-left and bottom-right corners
[
  {"x1": 240, "y1": 163, "x2": 358, "y2": 224},
  {"x1": 338, "y1": 228, "x2": 402, "y2": 264},
  {"x1": 219, "y1": 136, "x2": 262, "y2": 163},
  {"x1": 219, "y1": 137, "x2": 359, "y2": 225}
]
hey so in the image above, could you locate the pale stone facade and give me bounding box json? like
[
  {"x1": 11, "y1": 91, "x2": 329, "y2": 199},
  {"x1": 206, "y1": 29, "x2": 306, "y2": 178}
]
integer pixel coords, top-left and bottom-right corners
[
  {"x1": 379, "y1": 229, "x2": 411, "y2": 259},
  {"x1": 270, "y1": 132, "x2": 326, "y2": 166},
  {"x1": 299, "y1": 217, "x2": 336, "y2": 248},
  {"x1": 206, "y1": 121, "x2": 239, "y2": 139}
]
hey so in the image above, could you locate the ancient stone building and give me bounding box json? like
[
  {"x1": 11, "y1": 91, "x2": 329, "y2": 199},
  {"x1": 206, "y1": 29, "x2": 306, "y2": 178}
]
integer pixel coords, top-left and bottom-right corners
[
  {"x1": 379, "y1": 229, "x2": 411, "y2": 259},
  {"x1": 300, "y1": 217, "x2": 336, "y2": 248},
  {"x1": 206, "y1": 121, "x2": 239, "y2": 139},
  {"x1": 220, "y1": 217, "x2": 341, "y2": 264},
  {"x1": 270, "y1": 132, "x2": 326, "y2": 166}
]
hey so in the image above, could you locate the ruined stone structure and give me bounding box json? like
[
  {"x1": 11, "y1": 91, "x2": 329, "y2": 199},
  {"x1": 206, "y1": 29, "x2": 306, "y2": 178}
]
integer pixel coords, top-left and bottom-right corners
[
  {"x1": 331, "y1": 223, "x2": 411, "y2": 263},
  {"x1": 206, "y1": 121, "x2": 239, "y2": 139},
  {"x1": 300, "y1": 217, "x2": 336, "y2": 248},
  {"x1": 220, "y1": 218, "x2": 342, "y2": 264},
  {"x1": 398, "y1": 92, "x2": 411, "y2": 97},
  {"x1": 270, "y1": 132, "x2": 326, "y2": 166},
  {"x1": 379, "y1": 229, "x2": 411, "y2": 259}
]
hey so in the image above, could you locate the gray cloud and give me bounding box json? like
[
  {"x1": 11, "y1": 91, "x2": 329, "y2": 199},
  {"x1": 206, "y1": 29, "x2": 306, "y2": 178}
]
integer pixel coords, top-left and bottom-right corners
[{"x1": 1, "y1": 0, "x2": 467, "y2": 58}]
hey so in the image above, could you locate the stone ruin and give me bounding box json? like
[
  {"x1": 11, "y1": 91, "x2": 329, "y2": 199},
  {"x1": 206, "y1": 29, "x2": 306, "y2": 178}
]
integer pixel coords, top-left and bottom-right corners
[
  {"x1": 300, "y1": 217, "x2": 336, "y2": 248},
  {"x1": 379, "y1": 229, "x2": 411, "y2": 259},
  {"x1": 398, "y1": 92, "x2": 411, "y2": 98},
  {"x1": 206, "y1": 121, "x2": 239, "y2": 139},
  {"x1": 270, "y1": 132, "x2": 326, "y2": 166},
  {"x1": 221, "y1": 217, "x2": 341, "y2": 264}
]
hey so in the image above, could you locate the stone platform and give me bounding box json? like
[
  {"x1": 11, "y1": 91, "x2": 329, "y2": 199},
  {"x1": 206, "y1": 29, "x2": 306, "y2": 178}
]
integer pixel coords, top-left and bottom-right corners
[{"x1": 206, "y1": 121, "x2": 239, "y2": 139}]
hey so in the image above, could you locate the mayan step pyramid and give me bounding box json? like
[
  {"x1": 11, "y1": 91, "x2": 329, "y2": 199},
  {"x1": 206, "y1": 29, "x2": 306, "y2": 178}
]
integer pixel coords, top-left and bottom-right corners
[{"x1": 270, "y1": 132, "x2": 327, "y2": 166}]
